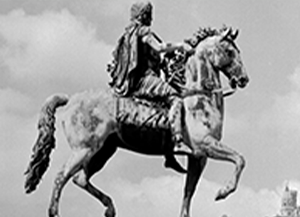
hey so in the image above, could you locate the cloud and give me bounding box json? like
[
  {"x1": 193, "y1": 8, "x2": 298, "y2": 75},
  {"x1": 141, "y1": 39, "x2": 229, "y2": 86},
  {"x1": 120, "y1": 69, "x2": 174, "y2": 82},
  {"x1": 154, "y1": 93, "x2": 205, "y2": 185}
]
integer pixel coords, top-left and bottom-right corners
[
  {"x1": 223, "y1": 113, "x2": 249, "y2": 140},
  {"x1": 85, "y1": 0, "x2": 160, "y2": 18},
  {"x1": 0, "y1": 88, "x2": 34, "y2": 115},
  {"x1": 0, "y1": 9, "x2": 113, "y2": 96},
  {"x1": 109, "y1": 175, "x2": 283, "y2": 217},
  {"x1": 258, "y1": 66, "x2": 300, "y2": 149},
  {"x1": 0, "y1": 98, "x2": 73, "y2": 217},
  {"x1": 97, "y1": 0, "x2": 137, "y2": 17},
  {"x1": 0, "y1": 88, "x2": 36, "y2": 157}
]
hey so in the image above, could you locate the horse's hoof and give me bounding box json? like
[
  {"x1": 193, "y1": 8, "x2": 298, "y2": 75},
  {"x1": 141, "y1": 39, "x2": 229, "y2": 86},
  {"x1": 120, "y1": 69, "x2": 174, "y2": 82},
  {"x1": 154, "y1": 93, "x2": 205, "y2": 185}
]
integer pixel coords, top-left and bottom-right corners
[
  {"x1": 215, "y1": 186, "x2": 234, "y2": 201},
  {"x1": 105, "y1": 206, "x2": 116, "y2": 217},
  {"x1": 180, "y1": 210, "x2": 190, "y2": 217},
  {"x1": 48, "y1": 207, "x2": 60, "y2": 217},
  {"x1": 215, "y1": 190, "x2": 226, "y2": 201},
  {"x1": 49, "y1": 213, "x2": 60, "y2": 217}
]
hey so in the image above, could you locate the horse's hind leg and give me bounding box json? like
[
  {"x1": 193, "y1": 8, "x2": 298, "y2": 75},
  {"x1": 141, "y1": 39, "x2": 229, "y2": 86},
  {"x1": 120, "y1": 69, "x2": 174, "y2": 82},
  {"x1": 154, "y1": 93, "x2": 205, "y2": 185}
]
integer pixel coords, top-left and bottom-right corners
[
  {"x1": 72, "y1": 134, "x2": 119, "y2": 217},
  {"x1": 200, "y1": 135, "x2": 246, "y2": 201},
  {"x1": 48, "y1": 148, "x2": 91, "y2": 217}
]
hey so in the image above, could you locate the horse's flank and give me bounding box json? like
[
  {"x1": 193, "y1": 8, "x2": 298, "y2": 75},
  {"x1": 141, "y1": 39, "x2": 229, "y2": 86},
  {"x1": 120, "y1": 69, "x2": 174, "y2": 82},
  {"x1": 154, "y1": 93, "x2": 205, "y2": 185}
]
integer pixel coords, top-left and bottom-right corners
[{"x1": 60, "y1": 89, "x2": 173, "y2": 155}]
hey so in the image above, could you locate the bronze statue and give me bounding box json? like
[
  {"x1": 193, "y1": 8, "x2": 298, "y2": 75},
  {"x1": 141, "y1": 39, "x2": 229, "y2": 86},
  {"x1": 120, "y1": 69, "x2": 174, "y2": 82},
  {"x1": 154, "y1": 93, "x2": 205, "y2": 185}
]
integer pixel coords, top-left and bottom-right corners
[{"x1": 24, "y1": 2, "x2": 249, "y2": 217}]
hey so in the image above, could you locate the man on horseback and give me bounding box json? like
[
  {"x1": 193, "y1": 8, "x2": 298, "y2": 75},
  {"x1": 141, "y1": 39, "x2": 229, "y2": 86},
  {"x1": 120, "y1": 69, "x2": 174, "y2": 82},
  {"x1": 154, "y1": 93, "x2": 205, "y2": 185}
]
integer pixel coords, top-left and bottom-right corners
[{"x1": 107, "y1": 1, "x2": 193, "y2": 173}]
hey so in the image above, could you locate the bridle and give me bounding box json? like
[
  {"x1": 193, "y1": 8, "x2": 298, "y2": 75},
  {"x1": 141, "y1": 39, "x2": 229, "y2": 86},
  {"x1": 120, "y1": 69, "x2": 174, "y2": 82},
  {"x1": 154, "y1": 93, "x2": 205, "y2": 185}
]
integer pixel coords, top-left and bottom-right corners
[
  {"x1": 181, "y1": 83, "x2": 236, "y2": 98},
  {"x1": 164, "y1": 49, "x2": 237, "y2": 99}
]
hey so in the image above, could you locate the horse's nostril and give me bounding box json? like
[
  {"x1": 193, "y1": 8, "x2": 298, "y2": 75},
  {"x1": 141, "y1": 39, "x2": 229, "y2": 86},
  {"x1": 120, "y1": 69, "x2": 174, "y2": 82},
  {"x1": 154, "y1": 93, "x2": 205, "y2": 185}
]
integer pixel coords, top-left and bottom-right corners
[{"x1": 238, "y1": 76, "x2": 249, "y2": 87}]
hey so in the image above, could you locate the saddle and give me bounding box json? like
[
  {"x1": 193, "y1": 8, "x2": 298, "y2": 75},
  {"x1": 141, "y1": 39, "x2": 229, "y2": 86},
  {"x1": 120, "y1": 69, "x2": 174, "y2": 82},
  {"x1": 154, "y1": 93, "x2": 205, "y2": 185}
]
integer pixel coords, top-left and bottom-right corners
[{"x1": 116, "y1": 96, "x2": 170, "y2": 129}]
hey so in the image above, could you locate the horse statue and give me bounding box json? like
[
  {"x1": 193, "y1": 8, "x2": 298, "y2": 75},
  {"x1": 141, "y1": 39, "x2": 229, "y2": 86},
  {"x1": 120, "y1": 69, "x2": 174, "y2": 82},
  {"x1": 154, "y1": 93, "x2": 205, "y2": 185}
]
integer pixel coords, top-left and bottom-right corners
[{"x1": 24, "y1": 27, "x2": 249, "y2": 217}]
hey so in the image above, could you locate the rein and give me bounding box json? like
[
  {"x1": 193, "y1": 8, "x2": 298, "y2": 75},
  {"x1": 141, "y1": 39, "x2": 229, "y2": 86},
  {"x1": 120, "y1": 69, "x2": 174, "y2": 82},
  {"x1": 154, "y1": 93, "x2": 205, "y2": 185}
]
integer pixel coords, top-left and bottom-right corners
[
  {"x1": 164, "y1": 40, "x2": 239, "y2": 99},
  {"x1": 166, "y1": 64, "x2": 237, "y2": 98},
  {"x1": 181, "y1": 85, "x2": 236, "y2": 98}
]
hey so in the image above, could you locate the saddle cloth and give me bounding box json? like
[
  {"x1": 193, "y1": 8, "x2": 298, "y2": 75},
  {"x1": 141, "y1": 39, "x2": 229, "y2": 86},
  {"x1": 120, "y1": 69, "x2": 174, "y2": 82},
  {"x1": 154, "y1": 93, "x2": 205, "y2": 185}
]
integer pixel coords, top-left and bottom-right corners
[{"x1": 115, "y1": 96, "x2": 170, "y2": 129}]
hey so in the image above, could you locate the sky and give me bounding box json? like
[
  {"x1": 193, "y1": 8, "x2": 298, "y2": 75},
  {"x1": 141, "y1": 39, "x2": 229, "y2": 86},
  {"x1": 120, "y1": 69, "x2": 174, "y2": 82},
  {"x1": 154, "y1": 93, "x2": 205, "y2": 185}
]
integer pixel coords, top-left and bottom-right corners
[{"x1": 1, "y1": 0, "x2": 300, "y2": 217}]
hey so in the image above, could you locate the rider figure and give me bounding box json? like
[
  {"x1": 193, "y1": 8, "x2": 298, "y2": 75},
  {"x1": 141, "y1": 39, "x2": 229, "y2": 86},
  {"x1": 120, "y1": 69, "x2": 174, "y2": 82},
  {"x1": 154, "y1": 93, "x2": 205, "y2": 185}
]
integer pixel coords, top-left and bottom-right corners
[{"x1": 108, "y1": 1, "x2": 192, "y2": 173}]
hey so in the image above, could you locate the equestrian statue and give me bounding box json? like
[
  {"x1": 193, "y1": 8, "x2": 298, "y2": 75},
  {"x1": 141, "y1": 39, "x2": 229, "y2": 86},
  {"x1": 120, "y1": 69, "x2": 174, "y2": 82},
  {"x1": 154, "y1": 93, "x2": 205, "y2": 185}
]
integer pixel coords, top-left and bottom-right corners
[{"x1": 24, "y1": 1, "x2": 249, "y2": 217}]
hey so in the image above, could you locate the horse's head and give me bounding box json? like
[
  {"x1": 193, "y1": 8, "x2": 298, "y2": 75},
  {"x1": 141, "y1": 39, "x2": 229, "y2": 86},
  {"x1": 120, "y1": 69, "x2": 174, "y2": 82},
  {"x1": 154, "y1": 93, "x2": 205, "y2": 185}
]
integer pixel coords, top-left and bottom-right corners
[
  {"x1": 215, "y1": 28, "x2": 248, "y2": 88},
  {"x1": 198, "y1": 27, "x2": 249, "y2": 89}
]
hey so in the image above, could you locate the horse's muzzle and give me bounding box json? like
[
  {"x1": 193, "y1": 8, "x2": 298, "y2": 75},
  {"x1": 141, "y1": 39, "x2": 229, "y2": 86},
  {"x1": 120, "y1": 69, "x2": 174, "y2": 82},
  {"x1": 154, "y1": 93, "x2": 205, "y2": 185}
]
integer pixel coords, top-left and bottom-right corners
[
  {"x1": 237, "y1": 76, "x2": 249, "y2": 88},
  {"x1": 230, "y1": 75, "x2": 249, "y2": 89}
]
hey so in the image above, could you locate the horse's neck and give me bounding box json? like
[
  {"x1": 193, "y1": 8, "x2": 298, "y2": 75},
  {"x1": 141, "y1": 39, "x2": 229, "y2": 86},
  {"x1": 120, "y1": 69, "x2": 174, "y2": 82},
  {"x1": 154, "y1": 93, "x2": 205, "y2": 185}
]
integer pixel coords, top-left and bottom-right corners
[
  {"x1": 185, "y1": 51, "x2": 224, "y2": 113},
  {"x1": 185, "y1": 52, "x2": 221, "y2": 92}
]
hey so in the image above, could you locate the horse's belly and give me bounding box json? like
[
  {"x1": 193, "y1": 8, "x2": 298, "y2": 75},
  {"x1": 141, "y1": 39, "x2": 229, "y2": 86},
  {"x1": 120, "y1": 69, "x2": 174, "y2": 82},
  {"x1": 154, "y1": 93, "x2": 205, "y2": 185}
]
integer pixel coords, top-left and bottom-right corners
[{"x1": 117, "y1": 123, "x2": 172, "y2": 155}]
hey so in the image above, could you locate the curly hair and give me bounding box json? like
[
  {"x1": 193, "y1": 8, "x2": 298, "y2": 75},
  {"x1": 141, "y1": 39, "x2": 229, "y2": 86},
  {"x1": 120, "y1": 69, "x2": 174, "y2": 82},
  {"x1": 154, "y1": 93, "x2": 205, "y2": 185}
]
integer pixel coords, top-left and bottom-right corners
[
  {"x1": 184, "y1": 26, "x2": 226, "y2": 48},
  {"x1": 130, "y1": 1, "x2": 153, "y2": 22}
]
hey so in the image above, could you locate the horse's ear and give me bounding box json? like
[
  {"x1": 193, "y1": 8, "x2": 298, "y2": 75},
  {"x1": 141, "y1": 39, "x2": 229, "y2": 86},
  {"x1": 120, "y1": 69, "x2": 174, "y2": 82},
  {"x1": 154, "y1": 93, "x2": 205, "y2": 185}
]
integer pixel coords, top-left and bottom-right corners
[
  {"x1": 221, "y1": 27, "x2": 232, "y2": 40},
  {"x1": 231, "y1": 29, "x2": 239, "y2": 40}
]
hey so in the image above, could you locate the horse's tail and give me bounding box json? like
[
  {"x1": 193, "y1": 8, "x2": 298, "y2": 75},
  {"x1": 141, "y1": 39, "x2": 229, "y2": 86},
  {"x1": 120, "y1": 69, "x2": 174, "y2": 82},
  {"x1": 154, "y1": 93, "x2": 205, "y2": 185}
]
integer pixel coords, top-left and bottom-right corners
[{"x1": 24, "y1": 94, "x2": 69, "y2": 194}]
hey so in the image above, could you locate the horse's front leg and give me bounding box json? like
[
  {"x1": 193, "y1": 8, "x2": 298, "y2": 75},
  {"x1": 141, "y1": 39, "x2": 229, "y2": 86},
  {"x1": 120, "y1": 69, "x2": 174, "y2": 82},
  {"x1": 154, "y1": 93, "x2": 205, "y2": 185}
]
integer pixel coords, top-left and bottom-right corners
[
  {"x1": 180, "y1": 155, "x2": 207, "y2": 217},
  {"x1": 201, "y1": 135, "x2": 246, "y2": 201}
]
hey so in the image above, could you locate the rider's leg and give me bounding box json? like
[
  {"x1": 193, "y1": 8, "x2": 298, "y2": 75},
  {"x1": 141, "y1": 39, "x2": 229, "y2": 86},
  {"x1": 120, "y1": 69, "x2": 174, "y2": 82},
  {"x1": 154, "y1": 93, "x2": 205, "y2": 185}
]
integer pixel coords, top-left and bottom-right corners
[
  {"x1": 168, "y1": 95, "x2": 192, "y2": 154},
  {"x1": 134, "y1": 73, "x2": 192, "y2": 153},
  {"x1": 135, "y1": 71, "x2": 192, "y2": 153},
  {"x1": 134, "y1": 73, "x2": 192, "y2": 173}
]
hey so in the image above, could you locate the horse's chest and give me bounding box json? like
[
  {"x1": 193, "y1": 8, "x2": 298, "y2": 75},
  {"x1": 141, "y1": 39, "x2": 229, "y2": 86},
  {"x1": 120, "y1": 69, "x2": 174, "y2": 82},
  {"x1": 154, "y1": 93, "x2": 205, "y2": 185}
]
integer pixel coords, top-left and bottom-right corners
[{"x1": 185, "y1": 96, "x2": 222, "y2": 141}]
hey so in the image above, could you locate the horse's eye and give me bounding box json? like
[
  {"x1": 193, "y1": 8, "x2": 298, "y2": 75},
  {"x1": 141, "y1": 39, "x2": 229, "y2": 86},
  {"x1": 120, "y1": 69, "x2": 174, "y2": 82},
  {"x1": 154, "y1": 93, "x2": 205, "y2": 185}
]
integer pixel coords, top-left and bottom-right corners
[{"x1": 226, "y1": 50, "x2": 235, "y2": 58}]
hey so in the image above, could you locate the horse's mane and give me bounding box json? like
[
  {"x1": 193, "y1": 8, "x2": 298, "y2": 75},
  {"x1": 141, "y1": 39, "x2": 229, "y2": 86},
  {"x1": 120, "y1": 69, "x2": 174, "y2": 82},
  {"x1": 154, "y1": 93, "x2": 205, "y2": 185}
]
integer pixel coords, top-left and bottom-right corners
[{"x1": 184, "y1": 26, "x2": 228, "y2": 48}]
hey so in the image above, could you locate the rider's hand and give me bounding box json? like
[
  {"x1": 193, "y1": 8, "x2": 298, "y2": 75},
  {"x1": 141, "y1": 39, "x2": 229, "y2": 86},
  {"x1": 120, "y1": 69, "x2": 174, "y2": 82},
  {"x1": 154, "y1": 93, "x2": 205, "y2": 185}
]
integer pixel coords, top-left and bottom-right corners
[
  {"x1": 175, "y1": 43, "x2": 194, "y2": 57},
  {"x1": 181, "y1": 43, "x2": 195, "y2": 56}
]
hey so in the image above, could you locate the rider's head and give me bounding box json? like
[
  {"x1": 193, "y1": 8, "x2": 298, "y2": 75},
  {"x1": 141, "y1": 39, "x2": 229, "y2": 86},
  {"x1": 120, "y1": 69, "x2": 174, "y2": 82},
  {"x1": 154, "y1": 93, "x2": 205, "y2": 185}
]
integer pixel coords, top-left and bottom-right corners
[{"x1": 130, "y1": 1, "x2": 153, "y2": 26}]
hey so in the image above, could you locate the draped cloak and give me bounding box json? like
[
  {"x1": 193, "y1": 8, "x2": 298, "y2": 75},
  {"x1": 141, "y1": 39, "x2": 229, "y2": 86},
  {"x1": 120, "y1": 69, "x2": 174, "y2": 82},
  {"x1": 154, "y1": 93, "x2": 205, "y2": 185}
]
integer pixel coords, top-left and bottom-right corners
[{"x1": 109, "y1": 23, "x2": 141, "y2": 96}]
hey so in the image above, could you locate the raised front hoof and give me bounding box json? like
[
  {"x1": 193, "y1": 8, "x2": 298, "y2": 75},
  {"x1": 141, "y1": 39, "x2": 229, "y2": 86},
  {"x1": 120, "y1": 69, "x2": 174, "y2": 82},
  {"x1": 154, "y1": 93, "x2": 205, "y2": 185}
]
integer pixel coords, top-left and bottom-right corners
[
  {"x1": 104, "y1": 206, "x2": 116, "y2": 217},
  {"x1": 214, "y1": 187, "x2": 235, "y2": 201}
]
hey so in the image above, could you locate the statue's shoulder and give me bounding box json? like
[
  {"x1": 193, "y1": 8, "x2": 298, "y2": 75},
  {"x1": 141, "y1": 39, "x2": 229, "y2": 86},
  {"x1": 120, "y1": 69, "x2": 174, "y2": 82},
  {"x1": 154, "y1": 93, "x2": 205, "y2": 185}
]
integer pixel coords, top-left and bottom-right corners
[{"x1": 137, "y1": 26, "x2": 151, "y2": 36}]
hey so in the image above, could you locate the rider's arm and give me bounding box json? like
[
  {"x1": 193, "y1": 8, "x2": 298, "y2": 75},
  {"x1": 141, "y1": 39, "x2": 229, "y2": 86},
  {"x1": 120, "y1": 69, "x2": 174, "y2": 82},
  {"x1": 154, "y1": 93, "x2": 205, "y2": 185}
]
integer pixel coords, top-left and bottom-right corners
[
  {"x1": 143, "y1": 34, "x2": 180, "y2": 53},
  {"x1": 139, "y1": 27, "x2": 182, "y2": 53}
]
